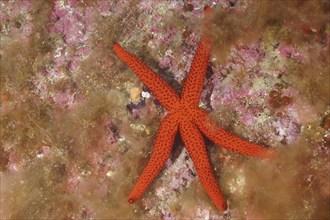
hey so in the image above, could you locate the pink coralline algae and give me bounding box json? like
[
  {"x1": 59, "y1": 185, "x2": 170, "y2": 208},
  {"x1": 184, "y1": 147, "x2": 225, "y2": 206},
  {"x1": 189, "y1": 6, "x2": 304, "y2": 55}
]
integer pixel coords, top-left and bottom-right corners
[
  {"x1": 50, "y1": 0, "x2": 94, "y2": 46},
  {"x1": 278, "y1": 42, "x2": 308, "y2": 63},
  {"x1": 230, "y1": 44, "x2": 266, "y2": 69},
  {"x1": 30, "y1": 0, "x2": 98, "y2": 108},
  {"x1": 65, "y1": 167, "x2": 81, "y2": 193},
  {"x1": 36, "y1": 145, "x2": 51, "y2": 158},
  {"x1": 48, "y1": 1, "x2": 94, "y2": 73},
  {"x1": 166, "y1": 149, "x2": 197, "y2": 191},
  {"x1": 52, "y1": 91, "x2": 75, "y2": 108},
  {"x1": 6, "y1": 149, "x2": 19, "y2": 172},
  {"x1": 210, "y1": 43, "x2": 303, "y2": 145},
  {"x1": 0, "y1": 0, "x2": 33, "y2": 39}
]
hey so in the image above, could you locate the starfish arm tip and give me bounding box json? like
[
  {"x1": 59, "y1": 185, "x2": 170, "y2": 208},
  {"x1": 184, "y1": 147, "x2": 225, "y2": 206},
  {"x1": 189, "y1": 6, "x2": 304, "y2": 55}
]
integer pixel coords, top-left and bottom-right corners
[
  {"x1": 204, "y1": 6, "x2": 213, "y2": 13},
  {"x1": 113, "y1": 42, "x2": 121, "y2": 52},
  {"x1": 221, "y1": 203, "x2": 228, "y2": 211},
  {"x1": 263, "y1": 148, "x2": 278, "y2": 159}
]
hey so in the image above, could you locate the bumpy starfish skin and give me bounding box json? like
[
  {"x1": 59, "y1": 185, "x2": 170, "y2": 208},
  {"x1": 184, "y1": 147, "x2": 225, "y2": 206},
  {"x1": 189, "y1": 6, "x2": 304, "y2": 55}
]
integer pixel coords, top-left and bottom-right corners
[{"x1": 113, "y1": 6, "x2": 273, "y2": 211}]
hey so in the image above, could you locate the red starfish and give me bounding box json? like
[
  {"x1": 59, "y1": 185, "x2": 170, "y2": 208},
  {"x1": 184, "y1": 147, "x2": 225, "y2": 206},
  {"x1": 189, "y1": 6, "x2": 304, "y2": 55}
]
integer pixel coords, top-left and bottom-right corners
[{"x1": 113, "y1": 7, "x2": 274, "y2": 211}]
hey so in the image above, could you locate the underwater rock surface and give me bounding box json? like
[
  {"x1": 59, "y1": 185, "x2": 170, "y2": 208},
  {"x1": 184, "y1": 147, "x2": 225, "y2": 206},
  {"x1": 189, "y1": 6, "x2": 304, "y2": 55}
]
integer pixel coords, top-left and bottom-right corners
[{"x1": 0, "y1": 0, "x2": 329, "y2": 219}]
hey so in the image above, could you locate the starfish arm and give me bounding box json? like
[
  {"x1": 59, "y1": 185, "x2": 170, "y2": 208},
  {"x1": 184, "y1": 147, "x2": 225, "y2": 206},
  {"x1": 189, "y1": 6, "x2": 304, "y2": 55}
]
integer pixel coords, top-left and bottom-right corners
[
  {"x1": 194, "y1": 110, "x2": 274, "y2": 158},
  {"x1": 179, "y1": 119, "x2": 227, "y2": 211},
  {"x1": 128, "y1": 114, "x2": 179, "y2": 203},
  {"x1": 181, "y1": 7, "x2": 213, "y2": 107},
  {"x1": 113, "y1": 43, "x2": 180, "y2": 111}
]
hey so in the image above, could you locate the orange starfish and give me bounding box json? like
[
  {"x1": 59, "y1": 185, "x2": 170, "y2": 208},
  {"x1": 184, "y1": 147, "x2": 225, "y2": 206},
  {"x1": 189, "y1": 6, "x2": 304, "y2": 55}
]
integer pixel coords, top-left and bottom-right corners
[{"x1": 113, "y1": 6, "x2": 273, "y2": 211}]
